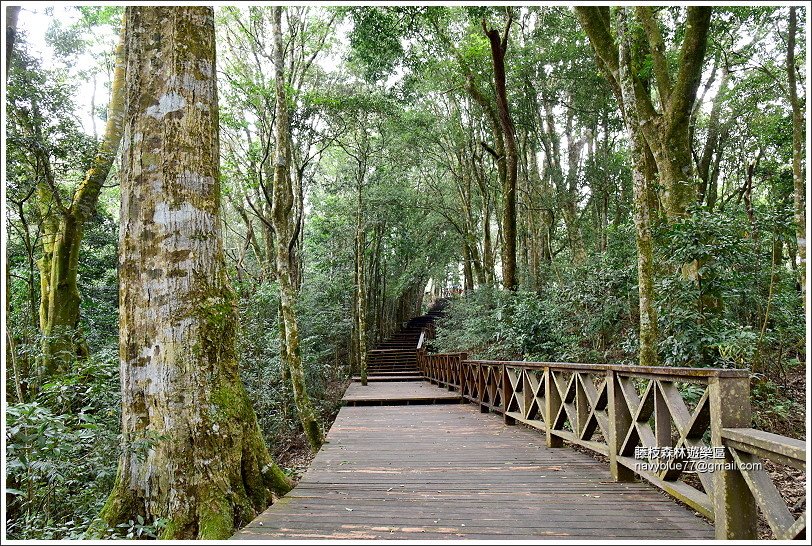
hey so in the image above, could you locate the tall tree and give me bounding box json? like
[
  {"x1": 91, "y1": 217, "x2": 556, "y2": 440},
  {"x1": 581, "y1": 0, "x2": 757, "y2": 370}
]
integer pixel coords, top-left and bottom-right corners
[
  {"x1": 787, "y1": 6, "x2": 806, "y2": 312},
  {"x1": 269, "y1": 6, "x2": 324, "y2": 450},
  {"x1": 483, "y1": 9, "x2": 518, "y2": 290},
  {"x1": 94, "y1": 7, "x2": 291, "y2": 538},
  {"x1": 575, "y1": 6, "x2": 661, "y2": 365},
  {"x1": 616, "y1": 7, "x2": 659, "y2": 367},
  {"x1": 35, "y1": 19, "x2": 126, "y2": 373}
]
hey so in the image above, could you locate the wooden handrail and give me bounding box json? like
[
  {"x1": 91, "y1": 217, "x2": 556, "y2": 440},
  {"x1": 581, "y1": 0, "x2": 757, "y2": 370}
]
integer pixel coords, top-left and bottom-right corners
[
  {"x1": 466, "y1": 359, "x2": 750, "y2": 378},
  {"x1": 415, "y1": 352, "x2": 806, "y2": 540}
]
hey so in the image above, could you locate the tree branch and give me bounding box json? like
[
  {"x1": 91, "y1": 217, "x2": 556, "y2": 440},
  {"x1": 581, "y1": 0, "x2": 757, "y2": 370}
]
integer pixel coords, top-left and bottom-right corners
[
  {"x1": 667, "y1": 6, "x2": 713, "y2": 119},
  {"x1": 635, "y1": 6, "x2": 671, "y2": 109}
]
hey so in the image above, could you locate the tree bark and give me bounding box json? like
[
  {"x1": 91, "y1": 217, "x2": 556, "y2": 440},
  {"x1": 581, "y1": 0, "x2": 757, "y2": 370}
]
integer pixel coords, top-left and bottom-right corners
[
  {"x1": 561, "y1": 107, "x2": 587, "y2": 264},
  {"x1": 787, "y1": 7, "x2": 806, "y2": 312},
  {"x1": 5, "y1": 5, "x2": 20, "y2": 80},
  {"x1": 696, "y1": 66, "x2": 730, "y2": 206},
  {"x1": 483, "y1": 12, "x2": 518, "y2": 290},
  {"x1": 576, "y1": 6, "x2": 712, "y2": 221},
  {"x1": 617, "y1": 8, "x2": 659, "y2": 367},
  {"x1": 269, "y1": 6, "x2": 323, "y2": 451},
  {"x1": 94, "y1": 8, "x2": 292, "y2": 539}
]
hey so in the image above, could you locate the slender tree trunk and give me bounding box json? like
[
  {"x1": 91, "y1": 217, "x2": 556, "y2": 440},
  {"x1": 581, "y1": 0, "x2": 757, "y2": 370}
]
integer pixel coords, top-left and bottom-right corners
[
  {"x1": 94, "y1": 8, "x2": 291, "y2": 538},
  {"x1": 483, "y1": 13, "x2": 517, "y2": 290},
  {"x1": 562, "y1": 109, "x2": 587, "y2": 264},
  {"x1": 787, "y1": 7, "x2": 806, "y2": 312},
  {"x1": 269, "y1": 6, "x2": 323, "y2": 451},
  {"x1": 278, "y1": 301, "x2": 290, "y2": 420},
  {"x1": 618, "y1": 8, "x2": 659, "y2": 367},
  {"x1": 462, "y1": 242, "x2": 474, "y2": 292},
  {"x1": 356, "y1": 183, "x2": 368, "y2": 386},
  {"x1": 697, "y1": 66, "x2": 729, "y2": 205}
]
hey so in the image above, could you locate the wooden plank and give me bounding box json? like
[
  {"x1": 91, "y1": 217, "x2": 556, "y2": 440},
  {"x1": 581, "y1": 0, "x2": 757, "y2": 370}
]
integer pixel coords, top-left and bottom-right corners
[
  {"x1": 233, "y1": 404, "x2": 712, "y2": 539},
  {"x1": 342, "y1": 381, "x2": 462, "y2": 404}
]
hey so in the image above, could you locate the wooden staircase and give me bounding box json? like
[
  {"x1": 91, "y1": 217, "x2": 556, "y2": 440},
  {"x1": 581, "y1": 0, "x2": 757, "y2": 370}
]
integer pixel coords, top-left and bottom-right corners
[{"x1": 353, "y1": 302, "x2": 445, "y2": 382}]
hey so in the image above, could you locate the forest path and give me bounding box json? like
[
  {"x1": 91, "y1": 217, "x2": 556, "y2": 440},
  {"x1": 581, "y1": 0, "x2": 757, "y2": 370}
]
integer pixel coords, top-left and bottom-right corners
[{"x1": 232, "y1": 382, "x2": 713, "y2": 539}]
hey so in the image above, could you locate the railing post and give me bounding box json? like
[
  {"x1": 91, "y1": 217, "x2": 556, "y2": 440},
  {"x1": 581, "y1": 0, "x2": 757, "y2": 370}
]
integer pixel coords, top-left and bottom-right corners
[
  {"x1": 544, "y1": 367, "x2": 562, "y2": 447},
  {"x1": 607, "y1": 370, "x2": 634, "y2": 481},
  {"x1": 459, "y1": 353, "x2": 467, "y2": 399},
  {"x1": 503, "y1": 364, "x2": 515, "y2": 425},
  {"x1": 478, "y1": 363, "x2": 488, "y2": 413},
  {"x1": 448, "y1": 355, "x2": 456, "y2": 391},
  {"x1": 708, "y1": 374, "x2": 756, "y2": 539}
]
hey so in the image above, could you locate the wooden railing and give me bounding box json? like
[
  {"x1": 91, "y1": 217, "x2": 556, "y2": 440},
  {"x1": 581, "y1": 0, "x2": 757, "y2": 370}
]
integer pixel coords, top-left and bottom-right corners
[{"x1": 416, "y1": 351, "x2": 806, "y2": 540}]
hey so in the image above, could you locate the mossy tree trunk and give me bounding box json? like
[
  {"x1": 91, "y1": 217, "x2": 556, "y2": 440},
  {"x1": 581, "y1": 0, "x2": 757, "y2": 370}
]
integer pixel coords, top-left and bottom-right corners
[
  {"x1": 634, "y1": 6, "x2": 712, "y2": 220},
  {"x1": 269, "y1": 6, "x2": 323, "y2": 451},
  {"x1": 617, "y1": 8, "x2": 659, "y2": 367},
  {"x1": 576, "y1": 6, "x2": 712, "y2": 221},
  {"x1": 787, "y1": 7, "x2": 806, "y2": 313},
  {"x1": 94, "y1": 8, "x2": 292, "y2": 539},
  {"x1": 577, "y1": 6, "x2": 660, "y2": 366},
  {"x1": 34, "y1": 20, "x2": 126, "y2": 374}
]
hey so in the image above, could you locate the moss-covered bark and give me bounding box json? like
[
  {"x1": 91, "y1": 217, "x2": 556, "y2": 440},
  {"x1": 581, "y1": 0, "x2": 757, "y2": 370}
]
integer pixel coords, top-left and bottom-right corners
[
  {"x1": 576, "y1": 6, "x2": 712, "y2": 221},
  {"x1": 38, "y1": 20, "x2": 127, "y2": 374},
  {"x1": 617, "y1": 8, "x2": 659, "y2": 367},
  {"x1": 787, "y1": 7, "x2": 806, "y2": 313},
  {"x1": 93, "y1": 8, "x2": 292, "y2": 539}
]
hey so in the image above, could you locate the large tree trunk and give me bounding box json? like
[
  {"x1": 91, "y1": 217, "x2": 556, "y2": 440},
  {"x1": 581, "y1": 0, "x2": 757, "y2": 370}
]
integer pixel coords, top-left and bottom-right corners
[
  {"x1": 637, "y1": 7, "x2": 711, "y2": 220},
  {"x1": 483, "y1": 13, "x2": 517, "y2": 290},
  {"x1": 787, "y1": 7, "x2": 806, "y2": 312},
  {"x1": 577, "y1": 6, "x2": 711, "y2": 222},
  {"x1": 269, "y1": 6, "x2": 323, "y2": 451},
  {"x1": 39, "y1": 21, "x2": 127, "y2": 374},
  {"x1": 94, "y1": 8, "x2": 292, "y2": 538},
  {"x1": 618, "y1": 8, "x2": 659, "y2": 367}
]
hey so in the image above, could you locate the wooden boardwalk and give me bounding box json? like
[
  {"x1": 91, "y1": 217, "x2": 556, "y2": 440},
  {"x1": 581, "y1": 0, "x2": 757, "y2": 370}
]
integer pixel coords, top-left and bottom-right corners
[
  {"x1": 343, "y1": 380, "x2": 461, "y2": 405},
  {"x1": 234, "y1": 382, "x2": 713, "y2": 540}
]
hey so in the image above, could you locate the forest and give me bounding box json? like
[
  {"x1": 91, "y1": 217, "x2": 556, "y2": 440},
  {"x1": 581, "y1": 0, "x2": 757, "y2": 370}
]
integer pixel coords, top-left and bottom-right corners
[{"x1": 3, "y1": 3, "x2": 807, "y2": 540}]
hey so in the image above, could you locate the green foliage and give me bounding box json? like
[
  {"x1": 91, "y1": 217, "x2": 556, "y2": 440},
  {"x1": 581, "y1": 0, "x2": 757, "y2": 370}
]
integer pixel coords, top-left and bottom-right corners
[
  {"x1": 655, "y1": 205, "x2": 803, "y2": 369},
  {"x1": 436, "y1": 226, "x2": 639, "y2": 364},
  {"x1": 435, "y1": 202, "x2": 804, "y2": 376},
  {"x1": 346, "y1": 7, "x2": 406, "y2": 82},
  {"x1": 5, "y1": 353, "x2": 120, "y2": 540}
]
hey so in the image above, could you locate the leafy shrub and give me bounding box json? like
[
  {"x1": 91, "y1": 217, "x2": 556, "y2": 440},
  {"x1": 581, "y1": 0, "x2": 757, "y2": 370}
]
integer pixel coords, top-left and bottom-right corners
[{"x1": 5, "y1": 352, "x2": 120, "y2": 540}]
